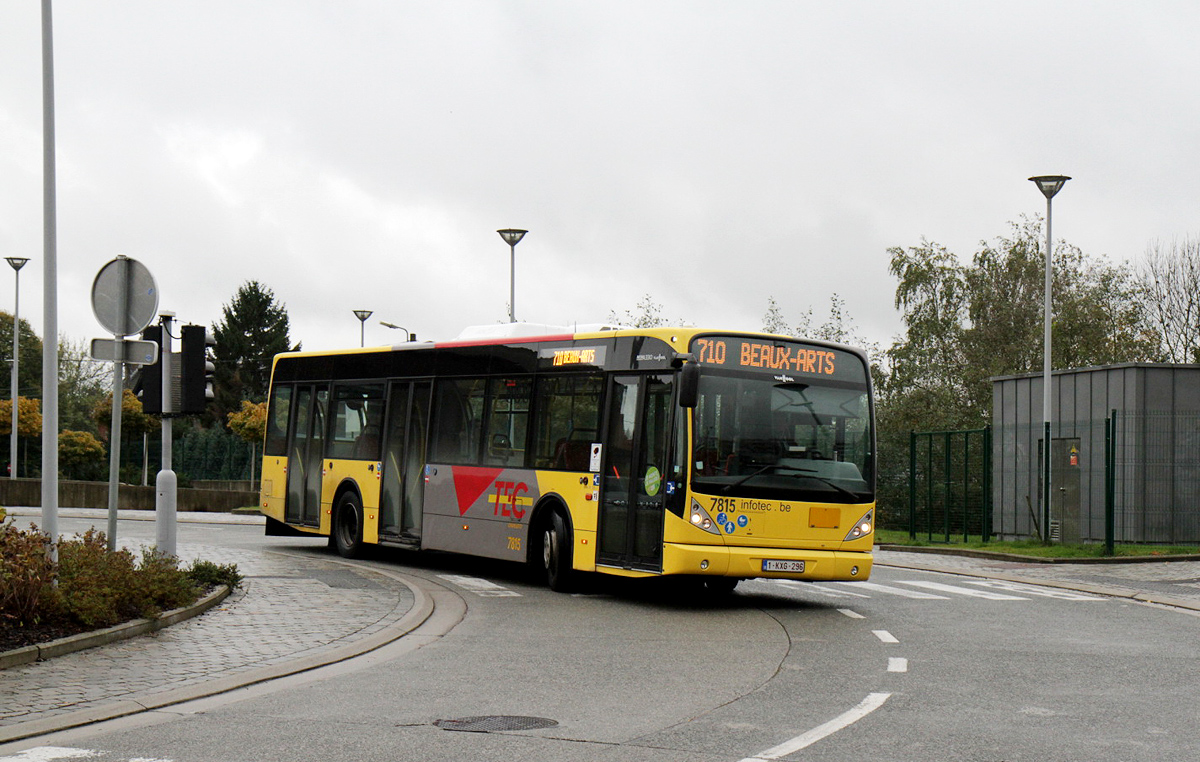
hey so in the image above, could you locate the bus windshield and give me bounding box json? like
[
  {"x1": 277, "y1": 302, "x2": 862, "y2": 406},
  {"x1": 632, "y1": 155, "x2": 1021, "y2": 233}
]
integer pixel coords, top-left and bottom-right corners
[{"x1": 690, "y1": 371, "x2": 873, "y2": 502}]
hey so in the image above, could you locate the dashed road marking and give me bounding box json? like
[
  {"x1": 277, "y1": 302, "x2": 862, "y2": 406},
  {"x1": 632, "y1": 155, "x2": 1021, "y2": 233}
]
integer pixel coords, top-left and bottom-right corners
[
  {"x1": 888, "y1": 657, "x2": 909, "y2": 672},
  {"x1": 873, "y1": 630, "x2": 899, "y2": 643}
]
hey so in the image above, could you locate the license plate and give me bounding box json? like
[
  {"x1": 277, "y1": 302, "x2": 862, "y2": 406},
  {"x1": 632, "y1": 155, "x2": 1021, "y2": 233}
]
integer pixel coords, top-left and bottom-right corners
[{"x1": 762, "y1": 559, "x2": 805, "y2": 573}]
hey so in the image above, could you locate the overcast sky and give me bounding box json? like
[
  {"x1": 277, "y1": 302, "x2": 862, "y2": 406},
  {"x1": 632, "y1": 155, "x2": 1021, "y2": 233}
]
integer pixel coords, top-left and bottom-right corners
[{"x1": 2, "y1": 1, "x2": 1197, "y2": 358}]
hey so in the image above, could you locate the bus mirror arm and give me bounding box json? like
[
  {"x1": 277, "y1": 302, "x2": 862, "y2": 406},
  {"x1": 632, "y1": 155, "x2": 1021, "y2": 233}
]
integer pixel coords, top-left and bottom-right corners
[{"x1": 676, "y1": 353, "x2": 700, "y2": 408}]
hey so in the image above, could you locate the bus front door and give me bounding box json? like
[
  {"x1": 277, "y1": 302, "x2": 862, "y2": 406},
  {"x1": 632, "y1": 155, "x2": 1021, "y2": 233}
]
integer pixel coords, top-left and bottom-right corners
[
  {"x1": 598, "y1": 374, "x2": 673, "y2": 572},
  {"x1": 284, "y1": 385, "x2": 328, "y2": 527}
]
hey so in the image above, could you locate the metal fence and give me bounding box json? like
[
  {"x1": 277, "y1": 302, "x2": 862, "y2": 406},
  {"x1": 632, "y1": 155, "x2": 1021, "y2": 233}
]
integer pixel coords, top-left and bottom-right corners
[{"x1": 908, "y1": 428, "x2": 992, "y2": 542}]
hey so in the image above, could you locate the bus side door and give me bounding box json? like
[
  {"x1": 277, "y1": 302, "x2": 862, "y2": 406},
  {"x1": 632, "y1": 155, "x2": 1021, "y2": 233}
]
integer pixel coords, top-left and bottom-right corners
[
  {"x1": 285, "y1": 384, "x2": 328, "y2": 527},
  {"x1": 597, "y1": 373, "x2": 673, "y2": 572}
]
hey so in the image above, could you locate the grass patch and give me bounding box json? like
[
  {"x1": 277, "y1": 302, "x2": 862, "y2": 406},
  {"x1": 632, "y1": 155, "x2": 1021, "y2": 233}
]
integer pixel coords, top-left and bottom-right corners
[{"x1": 876, "y1": 528, "x2": 1200, "y2": 559}]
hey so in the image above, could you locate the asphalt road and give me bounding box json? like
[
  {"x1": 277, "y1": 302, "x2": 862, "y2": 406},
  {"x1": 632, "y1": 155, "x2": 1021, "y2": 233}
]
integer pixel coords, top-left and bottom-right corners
[{"x1": 7, "y1": 520, "x2": 1200, "y2": 762}]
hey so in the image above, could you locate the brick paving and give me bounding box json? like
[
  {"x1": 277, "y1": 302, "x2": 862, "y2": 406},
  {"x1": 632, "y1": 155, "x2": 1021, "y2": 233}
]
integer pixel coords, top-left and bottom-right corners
[{"x1": 0, "y1": 517, "x2": 417, "y2": 738}]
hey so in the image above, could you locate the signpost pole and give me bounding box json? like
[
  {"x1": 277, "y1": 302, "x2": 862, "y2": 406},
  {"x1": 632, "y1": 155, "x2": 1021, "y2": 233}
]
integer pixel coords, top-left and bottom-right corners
[{"x1": 156, "y1": 313, "x2": 177, "y2": 557}]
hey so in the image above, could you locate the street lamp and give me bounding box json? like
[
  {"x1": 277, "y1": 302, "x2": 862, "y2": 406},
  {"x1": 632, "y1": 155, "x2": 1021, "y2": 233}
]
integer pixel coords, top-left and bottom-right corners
[
  {"x1": 1029, "y1": 174, "x2": 1070, "y2": 540},
  {"x1": 380, "y1": 321, "x2": 415, "y2": 342},
  {"x1": 497, "y1": 229, "x2": 527, "y2": 323},
  {"x1": 5, "y1": 256, "x2": 29, "y2": 479},
  {"x1": 353, "y1": 309, "x2": 373, "y2": 347}
]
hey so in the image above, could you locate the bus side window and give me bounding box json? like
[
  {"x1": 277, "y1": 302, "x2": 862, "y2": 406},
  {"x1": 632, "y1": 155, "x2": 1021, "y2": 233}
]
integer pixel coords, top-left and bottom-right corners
[
  {"x1": 532, "y1": 374, "x2": 603, "y2": 471},
  {"x1": 431, "y1": 378, "x2": 486, "y2": 464},
  {"x1": 483, "y1": 377, "x2": 531, "y2": 467},
  {"x1": 265, "y1": 385, "x2": 292, "y2": 457},
  {"x1": 329, "y1": 383, "x2": 385, "y2": 460}
]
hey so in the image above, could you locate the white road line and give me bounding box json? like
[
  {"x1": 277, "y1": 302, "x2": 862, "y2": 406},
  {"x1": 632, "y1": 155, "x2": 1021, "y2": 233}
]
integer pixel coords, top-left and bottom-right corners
[
  {"x1": 888, "y1": 657, "x2": 909, "y2": 673},
  {"x1": 896, "y1": 580, "x2": 1027, "y2": 600},
  {"x1": 873, "y1": 630, "x2": 900, "y2": 643},
  {"x1": 838, "y1": 608, "x2": 865, "y2": 619},
  {"x1": 436, "y1": 574, "x2": 522, "y2": 597},
  {"x1": 807, "y1": 583, "x2": 872, "y2": 598},
  {"x1": 738, "y1": 692, "x2": 892, "y2": 761},
  {"x1": 837, "y1": 581, "x2": 950, "y2": 599},
  {"x1": 0, "y1": 749, "x2": 99, "y2": 762}
]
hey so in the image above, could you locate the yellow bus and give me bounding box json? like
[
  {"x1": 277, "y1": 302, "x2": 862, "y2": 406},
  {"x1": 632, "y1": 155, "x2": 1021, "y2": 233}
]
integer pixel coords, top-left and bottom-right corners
[{"x1": 259, "y1": 325, "x2": 875, "y2": 592}]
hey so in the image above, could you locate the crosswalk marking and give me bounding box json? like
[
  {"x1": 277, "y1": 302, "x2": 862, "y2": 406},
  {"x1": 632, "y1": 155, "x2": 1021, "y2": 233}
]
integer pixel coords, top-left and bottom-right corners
[
  {"x1": 761, "y1": 577, "x2": 1104, "y2": 603},
  {"x1": 845, "y1": 581, "x2": 950, "y2": 599},
  {"x1": 891, "y1": 580, "x2": 1028, "y2": 600},
  {"x1": 436, "y1": 574, "x2": 522, "y2": 597}
]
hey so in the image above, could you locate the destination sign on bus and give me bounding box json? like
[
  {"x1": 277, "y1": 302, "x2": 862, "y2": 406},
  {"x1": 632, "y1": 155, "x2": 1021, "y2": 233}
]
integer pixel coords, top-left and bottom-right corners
[
  {"x1": 691, "y1": 336, "x2": 864, "y2": 381},
  {"x1": 537, "y1": 345, "x2": 607, "y2": 367}
]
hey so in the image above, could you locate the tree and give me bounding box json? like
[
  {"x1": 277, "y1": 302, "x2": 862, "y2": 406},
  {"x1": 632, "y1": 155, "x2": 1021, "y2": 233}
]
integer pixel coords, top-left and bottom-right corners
[
  {"x1": 608, "y1": 294, "x2": 679, "y2": 328},
  {"x1": 58, "y1": 430, "x2": 106, "y2": 481},
  {"x1": 0, "y1": 311, "x2": 43, "y2": 400},
  {"x1": 0, "y1": 397, "x2": 43, "y2": 438},
  {"x1": 762, "y1": 294, "x2": 876, "y2": 350},
  {"x1": 228, "y1": 400, "x2": 267, "y2": 486},
  {"x1": 1138, "y1": 237, "x2": 1200, "y2": 363},
  {"x1": 59, "y1": 335, "x2": 111, "y2": 435},
  {"x1": 874, "y1": 220, "x2": 1159, "y2": 524},
  {"x1": 211, "y1": 281, "x2": 296, "y2": 426},
  {"x1": 92, "y1": 389, "x2": 159, "y2": 441}
]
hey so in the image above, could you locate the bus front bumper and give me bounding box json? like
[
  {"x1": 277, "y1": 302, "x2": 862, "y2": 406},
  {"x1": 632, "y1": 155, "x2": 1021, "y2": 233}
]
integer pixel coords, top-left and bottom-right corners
[{"x1": 663, "y1": 542, "x2": 872, "y2": 582}]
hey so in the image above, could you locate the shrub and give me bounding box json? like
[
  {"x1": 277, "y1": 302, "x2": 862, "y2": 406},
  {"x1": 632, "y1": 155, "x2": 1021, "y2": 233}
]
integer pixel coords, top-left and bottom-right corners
[
  {"x1": 0, "y1": 520, "x2": 56, "y2": 626},
  {"x1": 187, "y1": 559, "x2": 244, "y2": 591}
]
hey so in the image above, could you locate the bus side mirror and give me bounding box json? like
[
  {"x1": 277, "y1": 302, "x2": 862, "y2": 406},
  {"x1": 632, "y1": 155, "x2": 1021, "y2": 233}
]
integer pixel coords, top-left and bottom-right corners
[{"x1": 677, "y1": 357, "x2": 700, "y2": 408}]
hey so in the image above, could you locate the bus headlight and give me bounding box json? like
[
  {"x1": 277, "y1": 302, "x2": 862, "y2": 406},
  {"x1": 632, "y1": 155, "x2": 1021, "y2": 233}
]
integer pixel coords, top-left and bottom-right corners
[
  {"x1": 844, "y1": 510, "x2": 873, "y2": 540},
  {"x1": 689, "y1": 500, "x2": 723, "y2": 536}
]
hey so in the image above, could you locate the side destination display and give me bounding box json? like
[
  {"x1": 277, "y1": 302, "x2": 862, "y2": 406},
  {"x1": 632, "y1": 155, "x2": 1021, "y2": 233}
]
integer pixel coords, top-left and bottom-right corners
[{"x1": 691, "y1": 335, "x2": 866, "y2": 383}]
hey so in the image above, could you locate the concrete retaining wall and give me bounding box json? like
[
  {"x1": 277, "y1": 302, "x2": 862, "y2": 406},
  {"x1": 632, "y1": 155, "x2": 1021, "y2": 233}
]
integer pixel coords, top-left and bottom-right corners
[{"x1": 0, "y1": 478, "x2": 257, "y2": 513}]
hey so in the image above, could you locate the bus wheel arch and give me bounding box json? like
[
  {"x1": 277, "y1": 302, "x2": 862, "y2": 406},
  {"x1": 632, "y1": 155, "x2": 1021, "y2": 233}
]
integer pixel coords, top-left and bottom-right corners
[
  {"x1": 331, "y1": 483, "x2": 366, "y2": 559},
  {"x1": 529, "y1": 496, "x2": 574, "y2": 592}
]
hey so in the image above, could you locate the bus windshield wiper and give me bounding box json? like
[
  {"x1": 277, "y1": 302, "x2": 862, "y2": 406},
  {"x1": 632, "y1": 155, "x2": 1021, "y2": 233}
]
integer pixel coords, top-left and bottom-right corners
[{"x1": 723, "y1": 465, "x2": 858, "y2": 499}]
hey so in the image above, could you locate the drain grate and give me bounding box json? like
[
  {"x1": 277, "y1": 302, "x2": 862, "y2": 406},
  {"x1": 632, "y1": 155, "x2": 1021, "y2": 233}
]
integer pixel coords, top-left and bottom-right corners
[{"x1": 434, "y1": 716, "x2": 558, "y2": 733}]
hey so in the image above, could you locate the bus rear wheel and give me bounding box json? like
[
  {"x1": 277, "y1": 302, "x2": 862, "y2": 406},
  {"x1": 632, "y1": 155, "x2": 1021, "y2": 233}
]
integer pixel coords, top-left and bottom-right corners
[
  {"x1": 541, "y1": 510, "x2": 574, "y2": 593},
  {"x1": 332, "y1": 492, "x2": 365, "y2": 559}
]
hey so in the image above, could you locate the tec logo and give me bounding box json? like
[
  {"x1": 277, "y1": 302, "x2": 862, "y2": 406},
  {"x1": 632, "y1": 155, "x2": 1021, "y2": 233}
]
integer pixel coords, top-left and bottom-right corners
[
  {"x1": 490, "y1": 481, "x2": 529, "y2": 520},
  {"x1": 715, "y1": 512, "x2": 750, "y2": 534}
]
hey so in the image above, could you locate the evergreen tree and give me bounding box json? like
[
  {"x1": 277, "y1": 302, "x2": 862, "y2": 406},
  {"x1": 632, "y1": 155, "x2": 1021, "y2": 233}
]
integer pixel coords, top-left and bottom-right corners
[{"x1": 211, "y1": 282, "x2": 296, "y2": 427}]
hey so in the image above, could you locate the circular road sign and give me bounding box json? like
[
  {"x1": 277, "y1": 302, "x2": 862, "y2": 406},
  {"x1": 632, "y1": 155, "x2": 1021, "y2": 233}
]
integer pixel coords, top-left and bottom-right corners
[{"x1": 91, "y1": 256, "x2": 159, "y2": 337}]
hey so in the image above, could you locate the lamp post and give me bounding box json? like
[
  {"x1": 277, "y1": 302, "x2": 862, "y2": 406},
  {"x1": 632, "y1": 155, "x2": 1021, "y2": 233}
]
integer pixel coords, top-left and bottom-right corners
[
  {"x1": 380, "y1": 321, "x2": 414, "y2": 342},
  {"x1": 5, "y1": 257, "x2": 29, "y2": 479},
  {"x1": 353, "y1": 309, "x2": 373, "y2": 347},
  {"x1": 497, "y1": 229, "x2": 527, "y2": 323},
  {"x1": 1029, "y1": 174, "x2": 1070, "y2": 541}
]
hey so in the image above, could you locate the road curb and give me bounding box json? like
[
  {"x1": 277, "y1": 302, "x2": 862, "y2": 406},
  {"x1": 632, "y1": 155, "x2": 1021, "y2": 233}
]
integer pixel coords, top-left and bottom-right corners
[{"x1": 0, "y1": 584, "x2": 231, "y2": 671}]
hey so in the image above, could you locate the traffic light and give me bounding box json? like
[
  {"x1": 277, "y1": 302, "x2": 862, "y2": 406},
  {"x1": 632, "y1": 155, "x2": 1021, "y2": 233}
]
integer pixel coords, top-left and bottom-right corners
[
  {"x1": 134, "y1": 325, "x2": 163, "y2": 415},
  {"x1": 180, "y1": 324, "x2": 215, "y2": 415}
]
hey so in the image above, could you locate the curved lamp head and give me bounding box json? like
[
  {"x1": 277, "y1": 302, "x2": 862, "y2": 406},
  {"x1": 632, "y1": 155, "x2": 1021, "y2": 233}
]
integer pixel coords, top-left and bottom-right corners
[
  {"x1": 497, "y1": 229, "x2": 527, "y2": 247},
  {"x1": 1029, "y1": 175, "x2": 1071, "y2": 200}
]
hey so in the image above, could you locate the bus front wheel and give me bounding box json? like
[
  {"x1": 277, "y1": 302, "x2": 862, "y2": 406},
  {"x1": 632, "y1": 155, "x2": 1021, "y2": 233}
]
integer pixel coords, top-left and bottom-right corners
[
  {"x1": 333, "y1": 492, "x2": 365, "y2": 559},
  {"x1": 541, "y1": 510, "x2": 574, "y2": 592}
]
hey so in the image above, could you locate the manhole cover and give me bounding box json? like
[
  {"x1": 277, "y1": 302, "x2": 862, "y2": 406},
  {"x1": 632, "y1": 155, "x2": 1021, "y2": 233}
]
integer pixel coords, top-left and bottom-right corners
[{"x1": 434, "y1": 716, "x2": 558, "y2": 733}]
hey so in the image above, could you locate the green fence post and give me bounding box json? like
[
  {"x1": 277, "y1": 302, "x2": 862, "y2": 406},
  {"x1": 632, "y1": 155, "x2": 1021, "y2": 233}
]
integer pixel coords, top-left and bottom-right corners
[
  {"x1": 909, "y1": 431, "x2": 917, "y2": 541},
  {"x1": 1105, "y1": 409, "x2": 1116, "y2": 556},
  {"x1": 983, "y1": 425, "x2": 992, "y2": 543}
]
